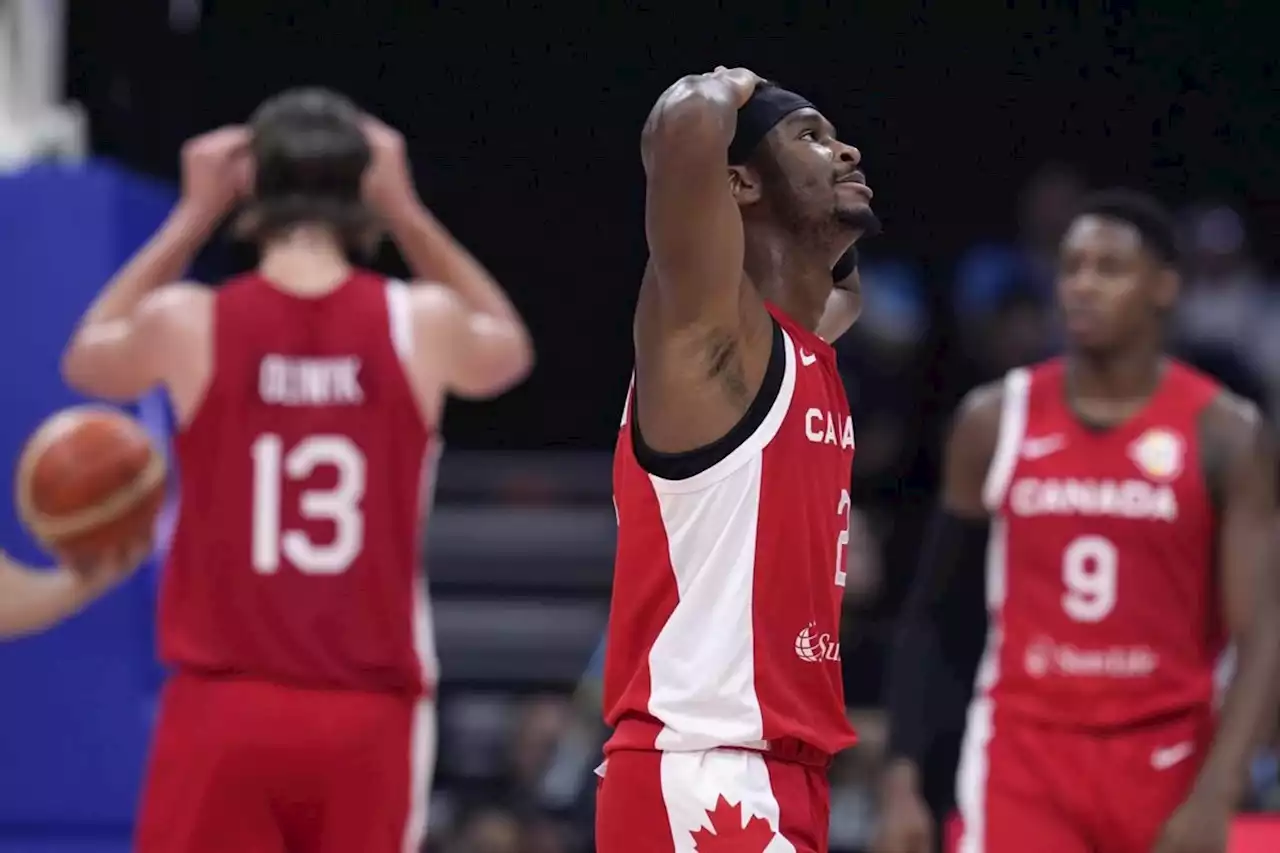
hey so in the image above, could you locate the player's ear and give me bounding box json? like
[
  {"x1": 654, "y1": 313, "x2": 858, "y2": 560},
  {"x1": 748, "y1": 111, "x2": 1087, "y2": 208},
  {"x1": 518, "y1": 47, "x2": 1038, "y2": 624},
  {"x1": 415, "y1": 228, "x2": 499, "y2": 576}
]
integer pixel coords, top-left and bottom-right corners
[
  {"x1": 729, "y1": 164, "x2": 762, "y2": 207},
  {"x1": 1153, "y1": 267, "x2": 1180, "y2": 311}
]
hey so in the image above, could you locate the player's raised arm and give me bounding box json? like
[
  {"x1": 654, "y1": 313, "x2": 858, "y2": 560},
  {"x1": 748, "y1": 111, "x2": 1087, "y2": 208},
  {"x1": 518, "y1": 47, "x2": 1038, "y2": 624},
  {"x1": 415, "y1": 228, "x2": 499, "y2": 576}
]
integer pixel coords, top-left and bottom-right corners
[
  {"x1": 61, "y1": 128, "x2": 249, "y2": 400},
  {"x1": 1153, "y1": 396, "x2": 1280, "y2": 852},
  {"x1": 874, "y1": 383, "x2": 1003, "y2": 853},
  {"x1": 361, "y1": 116, "x2": 533, "y2": 400},
  {"x1": 642, "y1": 67, "x2": 760, "y2": 331}
]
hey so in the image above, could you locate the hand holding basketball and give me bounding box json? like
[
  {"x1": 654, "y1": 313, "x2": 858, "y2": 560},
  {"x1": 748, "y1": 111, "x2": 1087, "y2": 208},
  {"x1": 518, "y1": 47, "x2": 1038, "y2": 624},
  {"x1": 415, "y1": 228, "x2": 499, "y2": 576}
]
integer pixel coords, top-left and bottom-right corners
[
  {"x1": 180, "y1": 125, "x2": 253, "y2": 219},
  {"x1": 16, "y1": 407, "x2": 167, "y2": 565},
  {"x1": 63, "y1": 538, "x2": 153, "y2": 597},
  {"x1": 361, "y1": 115, "x2": 418, "y2": 215}
]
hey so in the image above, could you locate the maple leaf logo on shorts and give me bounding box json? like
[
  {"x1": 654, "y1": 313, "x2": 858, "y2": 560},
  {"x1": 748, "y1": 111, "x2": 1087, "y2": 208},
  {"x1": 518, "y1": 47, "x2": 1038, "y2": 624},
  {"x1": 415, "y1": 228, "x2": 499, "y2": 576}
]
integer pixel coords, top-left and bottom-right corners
[{"x1": 690, "y1": 795, "x2": 777, "y2": 852}]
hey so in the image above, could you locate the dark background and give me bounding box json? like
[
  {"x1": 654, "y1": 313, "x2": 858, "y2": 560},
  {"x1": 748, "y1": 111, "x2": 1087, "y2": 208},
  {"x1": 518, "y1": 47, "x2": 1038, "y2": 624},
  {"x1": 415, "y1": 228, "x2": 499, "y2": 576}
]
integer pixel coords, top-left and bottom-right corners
[
  {"x1": 59, "y1": 4, "x2": 1280, "y2": 850},
  {"x1": 67, "y1": 1, "x2": 1280, "y2": 451}
]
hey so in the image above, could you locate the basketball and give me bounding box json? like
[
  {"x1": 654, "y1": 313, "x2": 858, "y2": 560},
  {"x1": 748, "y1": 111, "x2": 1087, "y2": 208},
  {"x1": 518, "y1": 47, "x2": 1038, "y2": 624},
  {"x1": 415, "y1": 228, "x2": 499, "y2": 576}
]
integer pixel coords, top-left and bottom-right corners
[{"x1": 15, "y1": 406, "x2": 167, "y2": 563}]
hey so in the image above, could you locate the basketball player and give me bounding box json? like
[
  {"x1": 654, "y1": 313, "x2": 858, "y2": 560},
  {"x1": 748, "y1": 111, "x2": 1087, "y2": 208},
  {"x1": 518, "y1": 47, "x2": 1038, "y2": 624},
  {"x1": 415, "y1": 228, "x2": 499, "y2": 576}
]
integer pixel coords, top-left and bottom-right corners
[
  {"x1": 0, "y1": 546, "x2": 145, "y2": 638},
  {"x1": 60, "y1": 88, "x2": 532, "y2": 853},
  {"x1": 875, "y1": 190, "x2": 1280, "y2": 853},
  {"x1": 596, "y1": 67, "x2": 879, "y2": 852}
]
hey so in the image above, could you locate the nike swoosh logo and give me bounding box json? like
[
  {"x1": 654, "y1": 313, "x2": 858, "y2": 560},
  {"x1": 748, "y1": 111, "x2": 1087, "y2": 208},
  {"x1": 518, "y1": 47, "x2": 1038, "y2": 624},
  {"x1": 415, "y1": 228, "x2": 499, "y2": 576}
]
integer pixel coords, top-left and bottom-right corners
[
  {"x1": 1151, "y1": 741, "x2": 1195, "y2": 771},
  {"x1": 799, "y1": 349, "x2": 817, "y2": 366},
  {"x1": 1021, "y1": 435, "x2": 1066, "y2": 460}
]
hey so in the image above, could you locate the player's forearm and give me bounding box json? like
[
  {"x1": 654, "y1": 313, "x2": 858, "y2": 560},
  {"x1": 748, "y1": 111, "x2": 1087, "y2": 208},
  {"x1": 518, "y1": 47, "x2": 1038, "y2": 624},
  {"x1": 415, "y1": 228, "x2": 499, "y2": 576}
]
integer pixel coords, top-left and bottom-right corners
[
  {"x1": 0, "y1": 563, "x2": 87, "y2": 638},
  {"x1": 882, "y1": 615, "x2": 941, "y2": 775},
  {"x1": 384, "y1": 200, "x2": 527, "y2": 333},
  {"x1": 74, "y1": 203, "x2": 217, "y2": 330},
  {"x1": 1194, "y1": 620, "x2": 1280, "y2": 806}
]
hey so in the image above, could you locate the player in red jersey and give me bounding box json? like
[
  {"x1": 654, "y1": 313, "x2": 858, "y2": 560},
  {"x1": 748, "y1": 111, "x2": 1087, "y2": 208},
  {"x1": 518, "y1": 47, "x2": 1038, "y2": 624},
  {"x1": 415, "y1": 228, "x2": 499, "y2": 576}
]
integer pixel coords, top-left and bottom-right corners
[
  {"x1": 876, "y1": 190, "x2": 1280, "y2": 853},
  {"x1": 60, "y1": 88, "x2": 532, "y2": 853},
  {"x1": 596, "y1": 67, "x2": 879, "y2": 852}
]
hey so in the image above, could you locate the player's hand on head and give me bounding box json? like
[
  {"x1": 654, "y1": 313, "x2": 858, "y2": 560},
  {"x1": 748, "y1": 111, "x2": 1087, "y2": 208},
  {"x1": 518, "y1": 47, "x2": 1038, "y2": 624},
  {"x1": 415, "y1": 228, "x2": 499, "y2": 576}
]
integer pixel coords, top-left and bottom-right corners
[
  {"x1": 710, "y1": 66, "x2": 763, "y2": 108},
  {"x1": 180, "y1": 125, "x2": 253, "y2": 220},
  {"x1": 360, "y1": 114, "x2": 418, "y2": 215}
]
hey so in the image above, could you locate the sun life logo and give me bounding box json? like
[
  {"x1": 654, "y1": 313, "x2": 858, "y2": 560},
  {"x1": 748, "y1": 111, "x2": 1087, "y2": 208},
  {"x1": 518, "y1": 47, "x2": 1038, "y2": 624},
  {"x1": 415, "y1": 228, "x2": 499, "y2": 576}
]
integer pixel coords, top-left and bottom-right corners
[{"x1": 794, "y1": 622, "x2": 840, "y2": 663}]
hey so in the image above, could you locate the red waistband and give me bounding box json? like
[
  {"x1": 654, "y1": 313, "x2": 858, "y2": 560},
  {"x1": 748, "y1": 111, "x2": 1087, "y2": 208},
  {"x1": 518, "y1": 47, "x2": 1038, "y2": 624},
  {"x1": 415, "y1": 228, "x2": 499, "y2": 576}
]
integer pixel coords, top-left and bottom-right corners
[{"x1": 606, "y1": 716, "x2": 834, "y2": 769}]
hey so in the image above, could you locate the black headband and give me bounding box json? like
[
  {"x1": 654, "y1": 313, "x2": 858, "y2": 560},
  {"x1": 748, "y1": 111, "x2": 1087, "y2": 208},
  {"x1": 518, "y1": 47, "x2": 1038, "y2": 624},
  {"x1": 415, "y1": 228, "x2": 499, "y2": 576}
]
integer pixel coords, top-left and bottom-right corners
[{"x1": 727, "y1": 85, "x2": 815, "y2": 165}]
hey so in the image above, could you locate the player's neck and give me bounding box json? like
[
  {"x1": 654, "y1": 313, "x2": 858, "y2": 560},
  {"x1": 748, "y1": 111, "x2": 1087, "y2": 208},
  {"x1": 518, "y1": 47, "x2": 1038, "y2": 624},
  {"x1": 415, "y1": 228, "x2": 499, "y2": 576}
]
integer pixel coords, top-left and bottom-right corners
[
  {"x1": 1067, "y1": 345, "x2": 1166, "y2": 404},
  {"x1": 743, "y1": 228, "x2": 834, "y2": 332},
  {"x1": 258, "y1": 229, "x2": 352, "y2": 296}
]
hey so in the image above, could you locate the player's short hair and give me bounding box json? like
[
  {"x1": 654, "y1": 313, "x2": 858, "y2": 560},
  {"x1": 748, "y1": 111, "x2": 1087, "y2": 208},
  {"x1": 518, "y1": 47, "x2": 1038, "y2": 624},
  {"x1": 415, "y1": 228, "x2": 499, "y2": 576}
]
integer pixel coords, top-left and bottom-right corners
[
  {"x1": 234, "y1": 87, "x2": 378, "y2": 254},
  {"x1": 1072, "y1": 189, "x2": 1181, "y2": 268}
]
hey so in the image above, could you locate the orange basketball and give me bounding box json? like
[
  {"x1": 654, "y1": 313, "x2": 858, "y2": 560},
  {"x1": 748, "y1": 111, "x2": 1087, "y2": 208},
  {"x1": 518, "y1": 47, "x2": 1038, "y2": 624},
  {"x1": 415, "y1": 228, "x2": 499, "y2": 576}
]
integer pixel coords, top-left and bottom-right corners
[{"x1": 15, "y1": 406, "x2": 167, "y2": 563}]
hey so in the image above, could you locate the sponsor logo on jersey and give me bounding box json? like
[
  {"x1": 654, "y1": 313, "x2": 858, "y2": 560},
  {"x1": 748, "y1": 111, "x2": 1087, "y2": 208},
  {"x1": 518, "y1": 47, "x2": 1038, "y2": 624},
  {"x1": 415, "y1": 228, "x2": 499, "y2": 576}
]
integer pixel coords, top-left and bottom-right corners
[
  {"x1": 259, "y1": 355, "x2": 365, "y2": 407},
  {"x1": 799, "y1": 348, "x2": 818, "y2": 367},
  {"x1": 1128, "y1": 427, "x2": 1185, "y2": 483},
  {"x1": 1008, "y1": 477, "x2": 1178, "y2": 521},
  {"x1": 1023, "y1": 636, "x2": 1159, "y2": 679},
  {"x1": 795, "y1": 622, "x2": 841, "y2": 663},
  {"x1": 1150, "y1": 741, "x2": 1195, "y2": 771},
  {"x1": 805, "y1": 409, "x2": 855, "y2": 450},
  {"x1": 1020, "y1": 434, "x2": 1066, "y2": 460}
]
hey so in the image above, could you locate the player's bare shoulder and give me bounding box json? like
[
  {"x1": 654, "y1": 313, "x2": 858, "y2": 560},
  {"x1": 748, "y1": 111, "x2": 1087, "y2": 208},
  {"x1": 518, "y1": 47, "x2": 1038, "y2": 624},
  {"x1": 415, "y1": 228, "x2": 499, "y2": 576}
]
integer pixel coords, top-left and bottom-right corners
[
  {"x1": 1198, "y1": 388, "x2": 1274, "y2": 503},
  {"x1": 139, "y1": 281, "x2": 213, "y2": 329},
  {"x1": 405, "y1": 282, "x2": 531, "y2": 406},
  {"x1": 944, "y1": 380, "x2": 1006, "y2": 516}
]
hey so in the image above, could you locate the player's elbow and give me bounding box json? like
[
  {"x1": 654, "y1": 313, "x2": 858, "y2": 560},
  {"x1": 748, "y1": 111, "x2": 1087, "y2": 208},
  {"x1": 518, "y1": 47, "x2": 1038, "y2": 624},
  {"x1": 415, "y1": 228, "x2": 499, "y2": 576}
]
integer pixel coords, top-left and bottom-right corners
[
  {"x1": 641, "y1": 79, "x2": 734, "y2": 170},
  {"x1": 60, "y1": 334, "x2": 118, "y2": 398},
  {"x1": 450, "y1": 324, "x2": 535, "y2": 400},
  {"x1": 60, "y1": 319, "x2": 157, "y2": 402}
]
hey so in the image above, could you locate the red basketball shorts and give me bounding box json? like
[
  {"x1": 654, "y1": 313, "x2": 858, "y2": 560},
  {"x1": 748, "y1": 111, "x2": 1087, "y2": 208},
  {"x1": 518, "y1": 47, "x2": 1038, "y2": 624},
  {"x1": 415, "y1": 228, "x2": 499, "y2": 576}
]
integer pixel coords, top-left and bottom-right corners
[
  {"x1": 134, "y1": 673, "x2": 435, "y2": 853},
  {"x1": 955, "y1": 699, "x2": 1213, "y2": 853},
  {"x1": 595, "y1": 748, "x2": 831, "y2": 852}
]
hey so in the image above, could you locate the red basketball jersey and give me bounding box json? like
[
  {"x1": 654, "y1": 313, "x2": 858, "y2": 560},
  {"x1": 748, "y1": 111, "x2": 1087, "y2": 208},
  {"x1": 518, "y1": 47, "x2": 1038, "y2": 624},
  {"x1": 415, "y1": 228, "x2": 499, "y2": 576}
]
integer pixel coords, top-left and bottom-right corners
[
  {"x1": 605, "y1": 304, "x2": 859, "y2": 758},
  {"x1": 158, "y1": 270, "x2": 438, "y2": 696},
  {"x1": 978, "y1": 358, "x2": 1224, "y2": 727}
]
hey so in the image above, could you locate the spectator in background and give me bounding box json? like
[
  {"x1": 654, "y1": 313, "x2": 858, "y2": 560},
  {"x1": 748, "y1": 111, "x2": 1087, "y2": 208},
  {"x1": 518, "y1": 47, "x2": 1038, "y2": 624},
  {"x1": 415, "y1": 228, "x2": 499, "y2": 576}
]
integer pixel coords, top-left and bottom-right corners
[
  {"x1": 954, "y1": 161, "x2": 1087, "y2": 320},
  {"x1": 1250, "y1": 736, "x2": 1280, "y2": 812},
  {"x1": 442, "y1": 806, "x2": 522, "y2": 853},
  {"x1": 1174, "y1": 204, "x2": 1280, "y2": 414},
  {"x1": 836, "y1": 258, "x2": 930, "y2": 491}
]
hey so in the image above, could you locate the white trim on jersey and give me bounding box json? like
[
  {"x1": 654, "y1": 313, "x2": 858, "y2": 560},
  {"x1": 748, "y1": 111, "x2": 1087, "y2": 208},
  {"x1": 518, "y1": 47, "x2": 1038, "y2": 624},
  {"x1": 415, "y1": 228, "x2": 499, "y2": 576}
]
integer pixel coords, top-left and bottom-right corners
[
  {"x1": 402, "y1": 698, "x2": 437, "y2": 853},
  {"x1": 635, "y1": 330, "x2": 801, "y2": 751},
  {"x1": 412, "y1": 442, "x2": 443, "y2": 687},
  {"x1": 647, "y1": 328, "x2": 799, "y2": 495},
  {"x1": 981, "y1": 368, "x2": 1032, "y2": 513},
  {"x1": 386, "y1": 278, "x2": 440, "y2": 849},
  {"x1": 956, "y1": 518, "x2": 1010, "y2": 853},
  {"x1": 385, "y1": 279, "x2": 415, "y2": 360}
]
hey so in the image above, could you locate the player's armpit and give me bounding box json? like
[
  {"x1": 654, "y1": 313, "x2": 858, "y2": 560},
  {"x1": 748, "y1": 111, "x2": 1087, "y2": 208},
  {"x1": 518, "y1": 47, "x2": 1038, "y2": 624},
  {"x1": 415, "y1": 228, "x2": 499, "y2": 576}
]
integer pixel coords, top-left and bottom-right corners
[
  {"x1": 941, "y1": 381, "x2": 1005, "y2": 518},
  {"x1": 412, "y1": 285, "x2": 533, "y2": 401},
  {"x1": 641, "y1": 74, "x2": 753, "y2": 333},
  {"x1": 61, "y1": 284, "x2": 203, "y2": 402},
  {"x1": 1194, "y1": 394, "x2": 1280, "y2": 805}
]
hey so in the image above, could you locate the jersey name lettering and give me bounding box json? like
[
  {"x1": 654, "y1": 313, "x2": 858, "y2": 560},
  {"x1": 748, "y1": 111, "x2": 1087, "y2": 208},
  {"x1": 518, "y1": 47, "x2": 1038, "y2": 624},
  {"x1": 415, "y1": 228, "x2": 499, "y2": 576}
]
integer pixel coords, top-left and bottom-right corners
[
  {"x1": 1009, "y1": 477, "x2": 1178, "y2": 522},
  {"x1": 259, "y1": 355, "x2": 365, "y2": 407},
  {"x1": 805, "y1": 408, "x2": 855, "y2": 449}
]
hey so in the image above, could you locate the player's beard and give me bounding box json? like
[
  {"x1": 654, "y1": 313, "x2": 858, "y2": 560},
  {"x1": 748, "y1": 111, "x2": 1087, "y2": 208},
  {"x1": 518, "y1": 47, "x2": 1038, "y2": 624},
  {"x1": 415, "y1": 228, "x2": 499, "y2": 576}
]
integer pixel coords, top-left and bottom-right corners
[{"x1": 836, "y1": 202, "x2": 882, "y2": 237}]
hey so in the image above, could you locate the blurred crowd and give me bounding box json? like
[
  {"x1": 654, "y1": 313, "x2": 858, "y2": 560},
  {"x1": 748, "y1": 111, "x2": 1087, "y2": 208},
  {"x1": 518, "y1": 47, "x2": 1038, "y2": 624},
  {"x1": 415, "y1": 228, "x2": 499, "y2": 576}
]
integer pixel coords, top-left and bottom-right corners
[{"x1": 420, "y1": 162, "x2": 1280, "y2": 852}]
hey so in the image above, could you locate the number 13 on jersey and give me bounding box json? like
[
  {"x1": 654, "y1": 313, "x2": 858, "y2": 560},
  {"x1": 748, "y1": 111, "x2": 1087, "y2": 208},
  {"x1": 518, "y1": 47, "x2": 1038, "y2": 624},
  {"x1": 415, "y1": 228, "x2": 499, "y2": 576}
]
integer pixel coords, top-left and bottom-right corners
[{"x1": 251, "y1": 434, "x2": 367, "y2": 576}]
